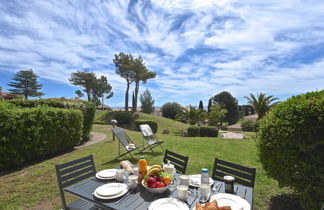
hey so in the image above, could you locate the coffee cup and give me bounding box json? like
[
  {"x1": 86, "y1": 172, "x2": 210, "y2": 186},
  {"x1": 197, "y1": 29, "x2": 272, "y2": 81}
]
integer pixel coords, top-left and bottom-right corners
[
  {"x1": 177, "y1": 185, "x2": 189, "y2": 201},
  {"x1": 179, "y1": 175, "x2": 189, "y2": 186},
  {"x1": 128, "y1": 175, "x2": 138, "y2": 190}
]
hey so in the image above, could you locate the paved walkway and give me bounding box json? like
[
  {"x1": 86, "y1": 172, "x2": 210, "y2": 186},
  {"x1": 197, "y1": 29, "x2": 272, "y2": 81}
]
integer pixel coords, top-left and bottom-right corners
[
  {"x1": 75, "y1": 132, "x2": 107, "y2": 148},
  {"x1": 221, "y1": 131, "x2": 245, "y2": 139}
]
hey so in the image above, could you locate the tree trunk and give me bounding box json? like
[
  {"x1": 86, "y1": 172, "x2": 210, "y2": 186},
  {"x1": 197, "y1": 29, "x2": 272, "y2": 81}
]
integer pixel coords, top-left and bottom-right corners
[
  {"x1": 125, "y1": 82, "x2": 130, "y2": 111},
  {"x1": 102, "y1": 95, "x2": 104, "y2": 110},
  {"x1": 133, "y1": 81, "x2": 139, "y2": 112}
]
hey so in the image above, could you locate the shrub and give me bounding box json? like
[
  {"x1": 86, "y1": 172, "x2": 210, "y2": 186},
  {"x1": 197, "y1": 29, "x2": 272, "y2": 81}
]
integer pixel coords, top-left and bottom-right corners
[
  {"x1": 257, "y1": 90, "x2": 324, "y2": 209},
  {"x1": 187, "y1": 126, "x2": 200, "y2": 137},
  {"x1": 241, "y1": 120, "x2": 257, "y2": 132},
  {"x1": 9, "y1": 99, "x2": 95, "y2": 141},
  {"x1": 161, "y1": 102, "x2": 182, "y2": 119},
  {"x1": 113, "y1": 111, "x2": 133, "y2": 124},
  {"x1": 199, "y1": 126, "x2": 218, "y2": 137},
  {"x1": 0, "y1": 103, "x2": 83, "y2": 169},
  {"x1": 135, "y1": 120, "x2": 158, "y2": 133}
]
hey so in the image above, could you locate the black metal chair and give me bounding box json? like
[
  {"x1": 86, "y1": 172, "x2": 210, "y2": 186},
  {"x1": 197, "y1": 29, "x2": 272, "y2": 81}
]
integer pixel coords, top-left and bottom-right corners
[
  {"x1": 163, "y1": 149, "x2": 189, "y2": 174},
  {"x1": 112, "y1": 127, "x2": 143, "y2": 160},
  {"x1": 139, "y1": 124, "x2": 164, "y2": 153},
  {"x1": 55, "y1": 155, "x2": 98, "y2": 210},
  {"x1": 211, "y1": 158, "x2": 256, "y2": 188}
]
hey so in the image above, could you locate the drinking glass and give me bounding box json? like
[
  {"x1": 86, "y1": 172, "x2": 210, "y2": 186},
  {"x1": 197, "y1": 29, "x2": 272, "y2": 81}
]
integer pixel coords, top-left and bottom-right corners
[{"x1": 198, "y1": 183, "x2": 210, "y2": 203}]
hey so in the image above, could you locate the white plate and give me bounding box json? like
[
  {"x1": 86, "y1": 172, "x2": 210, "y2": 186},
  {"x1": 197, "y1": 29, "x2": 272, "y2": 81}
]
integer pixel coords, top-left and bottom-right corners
[
  {"x1": 188, "y1": 174, "x2": 214, "y2": 187},
  {"x1": 95, "y1": 183, "x2": 124, "y2": 197},
  {"x1": 148, "y1": 198, "x2": 189, "y2": 210},
  {"x1": 210, "y1": 193, "x2": 251, "y2": 210},
  {"x1": 93, "y1": 183, "x2": 128, "y2": 200},
  {"x1": 96, "y1": 169, "x2": 117, "y2": 180}
]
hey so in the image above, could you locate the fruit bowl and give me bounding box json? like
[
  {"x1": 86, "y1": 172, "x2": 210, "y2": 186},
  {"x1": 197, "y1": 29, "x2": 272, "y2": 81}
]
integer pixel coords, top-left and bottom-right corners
[{"x1": 142, "y1": 179, "x2": 172, "y2": 194}]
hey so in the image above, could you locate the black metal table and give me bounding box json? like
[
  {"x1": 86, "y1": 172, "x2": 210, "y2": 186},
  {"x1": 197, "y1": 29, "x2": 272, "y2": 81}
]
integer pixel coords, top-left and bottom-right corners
[{"x1": 65, "y1": 173, "x2": 253, "y2": 210}]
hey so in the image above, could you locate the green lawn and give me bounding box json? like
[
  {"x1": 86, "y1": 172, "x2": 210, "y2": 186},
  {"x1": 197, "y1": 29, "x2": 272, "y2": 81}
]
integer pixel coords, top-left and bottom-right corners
[{"x1": 0, "y1": 120, "x2": 293, "y2": 209}]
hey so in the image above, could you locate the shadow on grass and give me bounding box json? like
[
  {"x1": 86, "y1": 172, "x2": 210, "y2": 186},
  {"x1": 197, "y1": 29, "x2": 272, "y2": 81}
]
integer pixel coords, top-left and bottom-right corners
[
  {"x1": 268, "y1": 193, "x2": 305, "y2": 210},
  {"x1": 102, "y1": 151, "x2": 163, "y2": 166}
]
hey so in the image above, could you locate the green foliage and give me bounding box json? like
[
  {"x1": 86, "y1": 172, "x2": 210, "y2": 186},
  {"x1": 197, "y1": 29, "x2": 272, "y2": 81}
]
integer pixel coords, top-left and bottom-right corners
[
  {"x1": 257, "y1": 90, "x2": 324, "y2": 209},
  {"x1": 199, "y1": 126, "x2": 218, "y2": 137},
  {"x1": 135, "y1": 120, "x2": 158, "y2": 133},
  {"x1": 9, "y1": 99, "x2": 96, "y2": 141},
  {"x1": 212, "y1": 91, "x2": 239, "y2": 125},
  {"x1": 209, "y1": 104, "x2": 228, "y2": 125},
  {"x1": 113, "y1": 111, "x2": 133, "y2": 124},
  {"x1": 0, "y1": 103, "x2": 83, "y2": 169},
  {"x1": 8, "y1": 69, "x2": 44, "y2": 99},
  {"x1": 244, "y1": 92, "x2": 278, "y2": 119},
  {"x1": 187, "y1": 126, "x2": 200, "y2": 137},
  {"x1": 207, "y1": 98, "x2": 212, "y2": 113},
  {"x1": 199, "y1": 100, "x2": 204, "y2": 110},
  {"x1": 161, "y1": 102, "x2": 182, "y2": 119},
  {"x1": 176, "y1": 105, "x2": 208, "y2": 125},
  {"x1": 140, "y1": 89, "x2": 155, "y2": 114},
  {"x1": 241, "y1": 120, "x2": 257, "y2": 132}
]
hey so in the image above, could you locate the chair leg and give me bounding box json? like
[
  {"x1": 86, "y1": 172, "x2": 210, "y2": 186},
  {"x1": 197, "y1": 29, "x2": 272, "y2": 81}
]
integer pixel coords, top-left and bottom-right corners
[{"x1": 159, "y1": 143, "x2": 164, "y2": 152}]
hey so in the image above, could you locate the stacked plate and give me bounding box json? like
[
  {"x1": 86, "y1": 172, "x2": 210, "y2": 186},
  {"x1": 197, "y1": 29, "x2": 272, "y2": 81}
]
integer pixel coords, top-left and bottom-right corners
[
  {"x1": 148, "y1": 198, "x2": 189, "y2": 210},
  {"x1": 95, "y1": 169, "x2": 117, "y2": 180},
  {"x1": 188, "y1": 174, "x2": 214, "y2": 187},
  {"x1": 93, "y1": 183, "x2": 128, "y2": 199}
]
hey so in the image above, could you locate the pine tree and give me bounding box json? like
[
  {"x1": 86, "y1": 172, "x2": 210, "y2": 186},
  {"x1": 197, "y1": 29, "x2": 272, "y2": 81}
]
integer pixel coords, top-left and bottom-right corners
[
  {"x1": 199, "y1": 100, "x2": 204, "y2": 110},
  {"x1": 207, "y1": 98, "x2": 212, "y2": 113},
  {"x1": 140, "y1": 89, "x2": 155, "y2": 114},
  {"x1": 8, "y1": 69, "x2": 44, "y2": 100}
]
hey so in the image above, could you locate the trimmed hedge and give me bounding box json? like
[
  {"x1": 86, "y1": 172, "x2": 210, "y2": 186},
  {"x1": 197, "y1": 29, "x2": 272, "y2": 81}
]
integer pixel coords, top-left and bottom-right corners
[
  {"x1": 9, "y1": 99, "x2": 96, "y2": 140},
  {"x1": 135, "y1": 120, "x2": 158, "y2": 133},
  {"x1": 113, "y1": 111, "x2": 133, "y2": 125},
  {"x1": 0, "y1": 102, "x2": 83, "y2": 169},
  {"x1": 200, "y1": 126, "x2": 218, "y2": 137},
  {"x1": 258, "y1": 90, "x2": 324, "y2": 209},
  {"x1": 187, "y1": 126, "x2": 200, "y2": 137},
  {"x1": 187, "y1": 126, "x2": 218, "y2": 137},
  {"x1": 241, "y1": 120, "x2": 257, "y2": 132}
]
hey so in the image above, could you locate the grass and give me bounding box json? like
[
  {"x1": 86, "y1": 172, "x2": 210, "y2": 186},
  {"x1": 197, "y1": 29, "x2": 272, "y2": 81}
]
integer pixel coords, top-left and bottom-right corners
[{"x1": 0, "y1": 114, "x2": 293, "y2": 210}]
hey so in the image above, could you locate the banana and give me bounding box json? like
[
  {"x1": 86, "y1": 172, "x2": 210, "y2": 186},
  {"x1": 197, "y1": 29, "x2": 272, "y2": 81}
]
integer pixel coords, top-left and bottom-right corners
[
  {"x1": 147, "y1": 165, "x2": 162, "y2": 176},
  {"x1": 148, "y1": 165, "x2": 162, "y2": 171}
]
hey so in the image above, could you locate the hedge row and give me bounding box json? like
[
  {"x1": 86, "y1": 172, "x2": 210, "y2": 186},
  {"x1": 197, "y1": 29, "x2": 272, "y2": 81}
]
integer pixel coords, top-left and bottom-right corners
[
  {"x1": 9, "y1": 99, "x2": 96, "y2": 140},
  {"x1": 0, "y1": 102, "x2": 83, "y2": 169},
  {"x1": 187, "y1": 126, "x2": 218, "y2": 137},
  {"x1": 135, "y1": 120, "x2": 158, "y2": 133}
]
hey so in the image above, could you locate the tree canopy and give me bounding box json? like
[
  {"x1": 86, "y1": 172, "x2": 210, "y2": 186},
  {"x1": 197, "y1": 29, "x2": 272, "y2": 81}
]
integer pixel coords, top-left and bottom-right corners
[
  {"x1": 176, "y1": 105, "x2": 208, "y2": 125},
  {"x1": 140, "y1": 89, "x2": 155, "y2": 114},
  {"x1": 212, "y1": 91, "x2": 239, "y2": 125},
  {"x1": 244, "y1": 92, "x2": 278, "y2": 119},
  {"x1": 8, "y1": 69, "x2": 44, "y2": 100}
]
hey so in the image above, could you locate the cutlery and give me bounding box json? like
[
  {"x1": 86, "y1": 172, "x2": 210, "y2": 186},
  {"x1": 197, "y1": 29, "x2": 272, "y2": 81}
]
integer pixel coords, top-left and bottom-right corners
[
  {"x1": 243, "y1": 188, "x2": 247, "y2": 199},
  {"x1": 211, "y1": 182, "x2": 220, "y2": 192},
  {"x1": 217, "y1": 183, "x2": 223, "y2": 192}
]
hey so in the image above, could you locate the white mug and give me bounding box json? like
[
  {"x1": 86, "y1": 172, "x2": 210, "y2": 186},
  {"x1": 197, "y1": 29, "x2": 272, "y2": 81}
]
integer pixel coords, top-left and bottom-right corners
[
  {"x1": 177, "y1": 185, "x2": 189, "y2": 201},
  {"x1": 179, "y1": 175, "x2": 189, "y2": 186},
  {"x1": 128, "y1": 175, "x2": 138, "y2": 190}
]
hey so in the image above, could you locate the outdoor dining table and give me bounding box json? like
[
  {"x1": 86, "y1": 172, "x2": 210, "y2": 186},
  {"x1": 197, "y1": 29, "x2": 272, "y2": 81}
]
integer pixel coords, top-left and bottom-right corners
[{"x1": 65, "y1": 172, "x2": 253, "y2": 210}]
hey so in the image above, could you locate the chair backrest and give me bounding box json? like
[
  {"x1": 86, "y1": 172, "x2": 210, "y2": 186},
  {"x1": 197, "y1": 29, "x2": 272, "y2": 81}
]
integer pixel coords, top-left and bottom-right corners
[
  {"x1": 163, "y1": 149, "x2": 189, "y2": 174},
  {"x1": 211, "y1": 158, "x2": 256, "y2": 188},
  {"x1": 55, "y1": 155, "x2": 96, "y2": 209},
  {"x1": 112, "y1": 127, "x2": 130, "y2": 147},
  {"x1": 139, "y1": 124, "x2": 154, "y2": 137}
]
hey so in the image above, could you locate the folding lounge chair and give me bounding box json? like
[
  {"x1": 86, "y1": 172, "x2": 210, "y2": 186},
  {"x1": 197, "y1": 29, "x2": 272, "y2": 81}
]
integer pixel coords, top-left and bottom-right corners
[
  {"x1": 139, "y1": 124, "x2": 164, "y2": 153},
  {"x1": 112, "y1": 127, "x2": 143, "y2": 160}
]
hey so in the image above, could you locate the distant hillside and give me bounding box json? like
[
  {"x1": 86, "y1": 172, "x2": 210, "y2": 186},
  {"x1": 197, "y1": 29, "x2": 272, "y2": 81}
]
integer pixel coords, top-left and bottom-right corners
[{"x1": 94, "y1": 110, "x2": 189, "y2": 134}]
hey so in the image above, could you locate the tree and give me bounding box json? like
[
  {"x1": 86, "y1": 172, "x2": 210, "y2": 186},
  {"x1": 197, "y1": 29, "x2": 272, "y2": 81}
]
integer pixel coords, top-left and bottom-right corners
[
  {"x1": 198, "y1": 100, "x2": 204, "y2": 110},
  {"x1": 96, "y1": 76, "x2": 113, "y2": 110},
  {"x1": 140, "y1": 89, "x2": 155, "y2": 114},
  {"x1": 244, "y1": 92, "x2": 278, "y2": 119},
  {"x1": 161, "y1": 102, "x2": 182, "y2": 119},
  {"x1": 176, "y1": 105, "x2": 208, "y2": 125},
  {"x1": 207, "y1": 98, "x2": 212, "y2": 113},
  {"x1": 8, "y1": 69, "x2": 44, "y2": 100},
  {"x1": 69, "y1": 71, "x2": 98, "y2": 102},
  {"x1": 208, "y1": 104, "x2": 228, "y2": 125},
  {"x1": 113, "y1": 53, "x2": 136, "y2": 111},
  {"x1": 212, "y1": 91, "x2": 239, "y2": 125},
  {"x1": 132, "y1": 56, "x2": 156, "y2": 112},
  {"x1": 75, "y1": 90, "x2": 84, "y2": 98}
]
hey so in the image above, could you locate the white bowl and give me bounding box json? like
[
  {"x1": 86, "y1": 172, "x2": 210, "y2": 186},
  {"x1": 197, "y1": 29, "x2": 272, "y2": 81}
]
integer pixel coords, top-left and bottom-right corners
[{"x1": 142, "y1": 180, "x2": 171, "y2": 194}]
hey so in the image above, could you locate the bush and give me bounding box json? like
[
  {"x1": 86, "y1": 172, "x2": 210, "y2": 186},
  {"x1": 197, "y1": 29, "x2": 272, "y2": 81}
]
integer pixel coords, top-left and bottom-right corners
[
  {"x1": 113, "y1": 111, "x2": 133, "y2": 124},
  {"x1": 257, "y1": 90, "x2": 324, "y2": 209},
  {"x1": 0, "y1": 103, "x2": 83, "y2": 169},
  {"x1": 241, "y1": 120, "x2": 257, "y2": 132},
  {"x1": 187, "y1": 126, "x2": 200, "y2": 137},
  {"x1": 9, "y1": 99, "x2": 95, "y2": 141},
  {"x1": 200, "y1": 126, "x2": 218, "y2": 137},
  {"x1": 135, "y1": 120, "x2": 158, "y2": 133},
  {"x1": 161, "y1": 102, "x2": 182, "y2": 119}
]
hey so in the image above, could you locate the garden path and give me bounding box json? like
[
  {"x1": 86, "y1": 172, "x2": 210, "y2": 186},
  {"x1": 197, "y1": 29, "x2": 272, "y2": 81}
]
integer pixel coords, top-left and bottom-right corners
[
  {"x1": 75, "y1": 132, "x2": 106, "y2": 148},
  {"x1": 221, "y1": 131, "x2": 245, "y2": 139}
]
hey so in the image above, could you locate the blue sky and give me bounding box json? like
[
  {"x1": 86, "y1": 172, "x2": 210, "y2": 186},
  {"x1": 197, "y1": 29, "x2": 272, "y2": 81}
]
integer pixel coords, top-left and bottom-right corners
[{"x1": 0, "y1": 0, "x2": 324, "y2": 107}]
